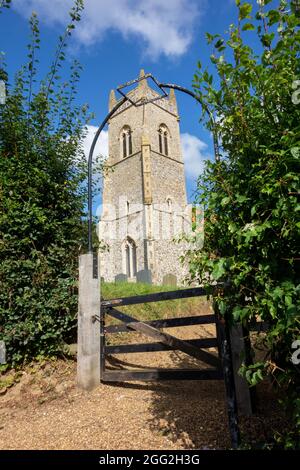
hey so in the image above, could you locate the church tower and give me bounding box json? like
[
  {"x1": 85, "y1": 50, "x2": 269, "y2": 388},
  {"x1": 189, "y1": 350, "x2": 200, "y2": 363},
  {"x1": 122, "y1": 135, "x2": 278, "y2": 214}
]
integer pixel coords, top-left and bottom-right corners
[{"x1": 99, "y1": 70, "x2": 191, "y2": 285}]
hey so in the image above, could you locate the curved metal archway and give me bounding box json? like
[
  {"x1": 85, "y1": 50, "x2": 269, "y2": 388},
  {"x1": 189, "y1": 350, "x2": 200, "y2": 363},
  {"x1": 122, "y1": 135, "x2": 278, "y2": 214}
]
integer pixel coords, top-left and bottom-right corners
[{"x1": 87, "y1": 73, "x2": 220, "y2": 253}]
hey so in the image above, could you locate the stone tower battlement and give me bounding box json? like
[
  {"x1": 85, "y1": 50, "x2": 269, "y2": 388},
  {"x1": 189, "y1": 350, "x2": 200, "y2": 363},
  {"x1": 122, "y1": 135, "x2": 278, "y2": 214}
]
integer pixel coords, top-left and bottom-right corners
[{"x1": 99, "y1": 70, "x2": 192, "y2": 285}]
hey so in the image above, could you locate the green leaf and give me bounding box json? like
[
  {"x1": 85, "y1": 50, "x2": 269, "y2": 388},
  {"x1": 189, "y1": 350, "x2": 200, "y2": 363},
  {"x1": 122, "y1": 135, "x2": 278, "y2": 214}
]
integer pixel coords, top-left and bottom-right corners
[
  {"x1": 221, "y1": 196, "x2": 230, "y2": 206},
  {"x1": 218, "y1": 300, "x2": 228, "y2": 315},
  {"x1": 239, "y1": 3, "x2": 252, "y2": 21},
  {"x1": 205, "y1": 32, "x2": 214, "y2": 44},
  {"x1": 215, "y1": 39, "x2": 224, "y2": 49},
  {"x1": 242, "y1": 22, "x2": 255, "y2": 31},
  {"x1": 251, "y1": 205, "x2": 257, "y2": 216},
  {"x1": 232, "y1": 306, "x2": 250, "y2": 322},
  {"x1": 236, "y1": 194, "x2": 248, "y2": 203},
  {"x1": 261, "y1": 33, "x2": 275, "y2": 47},
  {"x1": 291, "y1": 147, "x2": 300, "y2": 159},
  {"x1": 212, "y1": 259, "x2": 227, "y2": 280},
  {"x1": 228, "y1": 222, "x2": 237, "y2": 233},
  {"x1": 267, "y1": 9, "x2": 281, "y2": 26}
]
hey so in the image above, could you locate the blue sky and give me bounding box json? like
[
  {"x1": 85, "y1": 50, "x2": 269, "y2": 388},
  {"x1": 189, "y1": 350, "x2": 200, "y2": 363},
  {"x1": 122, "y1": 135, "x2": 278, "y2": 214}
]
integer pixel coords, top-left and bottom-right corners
[{"x1": 0, "y1": 0, "x2": 245, "y2": 203}]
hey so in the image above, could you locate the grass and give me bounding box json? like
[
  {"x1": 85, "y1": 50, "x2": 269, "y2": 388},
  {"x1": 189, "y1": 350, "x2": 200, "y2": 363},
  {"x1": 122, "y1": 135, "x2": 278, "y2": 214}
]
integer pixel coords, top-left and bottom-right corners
[
  {"x1": 101, "y1": 281, "x2": 212, "y2": 324},
  {"x1": 0, "y1": 369, "x2": 22, "y2": 391}
]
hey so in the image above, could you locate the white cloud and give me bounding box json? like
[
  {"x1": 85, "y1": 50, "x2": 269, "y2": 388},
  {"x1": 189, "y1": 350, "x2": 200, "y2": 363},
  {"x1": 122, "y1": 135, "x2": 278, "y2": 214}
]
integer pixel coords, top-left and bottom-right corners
[
  {"x1": 181, "y1": 132, "x2": 211, "y2": 180},
  {"x1": 82, "y1": 125, "x2": 108, "y2": 161},
  {"x1": 12, "y1": 0, "x2": 204, "y2": 59}
]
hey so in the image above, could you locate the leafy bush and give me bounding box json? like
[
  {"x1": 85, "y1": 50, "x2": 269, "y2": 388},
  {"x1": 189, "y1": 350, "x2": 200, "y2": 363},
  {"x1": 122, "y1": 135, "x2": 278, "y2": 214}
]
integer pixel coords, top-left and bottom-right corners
[
  {"x1": 0, "y1": 1, "x2": 93, "y2": 363},
  {"x1": 189, "y1": 0, "x2": 300, "y2": 448}
]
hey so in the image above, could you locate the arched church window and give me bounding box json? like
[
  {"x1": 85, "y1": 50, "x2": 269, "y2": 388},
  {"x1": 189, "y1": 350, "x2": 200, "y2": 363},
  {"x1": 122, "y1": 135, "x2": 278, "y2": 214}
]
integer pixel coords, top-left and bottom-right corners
[
  {"x1": 122, "y1": 132, "x2": 127, "y2": 158},
  {"x1": 158, "y1": 129, "x2": 163, "y2": 154},
  {"x1": 164, "y1": 131, "x2": 168, "y2": 156},
  {"x1": 158, "y1": 124, "x2": 169, "y2": 156},
  {"x1": 124, "y1": 237, "x2": 137, "y2": 278},
  {"x1": 129, "y1": 130, "x2": 132, "y2": 155},
  {"x1": 121, "y1": 126, "x2": 133, "y2": 158}
]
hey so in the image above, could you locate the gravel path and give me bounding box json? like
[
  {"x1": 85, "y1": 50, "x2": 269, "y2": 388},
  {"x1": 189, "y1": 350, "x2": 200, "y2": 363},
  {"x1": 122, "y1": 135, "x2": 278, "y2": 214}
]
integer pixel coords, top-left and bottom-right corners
[
  {"x1": 0, "y1": 319, "x2": 287, "y2": 450},
  {"x1": 0, "y1": 360, "x2": 230, "y2": 450}
]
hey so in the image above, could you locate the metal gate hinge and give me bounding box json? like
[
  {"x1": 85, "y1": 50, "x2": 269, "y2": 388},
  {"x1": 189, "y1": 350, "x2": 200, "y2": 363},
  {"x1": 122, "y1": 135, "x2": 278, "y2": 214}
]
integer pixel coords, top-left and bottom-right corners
[{"x1": 92, "y1": 315, "x2": 101, "y2": 323}]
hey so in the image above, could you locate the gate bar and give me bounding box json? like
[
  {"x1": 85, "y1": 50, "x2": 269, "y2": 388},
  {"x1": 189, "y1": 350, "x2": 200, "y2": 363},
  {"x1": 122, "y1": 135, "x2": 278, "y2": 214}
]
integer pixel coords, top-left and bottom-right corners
[
  {"x1": 101, "y1": 286, "x2": 221, "y2": 308},
  {"x1": 106, "y1": 338, "x2": 218, "y2": 355},
  {"x1": 105, "y1": 314, "x2": 216, "y2": 334},
  {"x1": 102, "y1": 368, "x2": 223, "y2": 382}
]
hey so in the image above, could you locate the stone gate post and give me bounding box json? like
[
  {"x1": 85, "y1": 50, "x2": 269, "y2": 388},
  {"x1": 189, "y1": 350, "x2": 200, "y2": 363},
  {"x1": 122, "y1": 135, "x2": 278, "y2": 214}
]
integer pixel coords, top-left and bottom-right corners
[{"x1": 77, "y1": 253, "x2": 100, "y2": 390}]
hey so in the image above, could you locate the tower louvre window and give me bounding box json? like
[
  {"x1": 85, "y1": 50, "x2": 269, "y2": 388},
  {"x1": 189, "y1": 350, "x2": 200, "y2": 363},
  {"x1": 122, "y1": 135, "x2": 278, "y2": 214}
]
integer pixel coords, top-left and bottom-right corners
[
  {"x1": 121, "y1": 126, "x2": 133, "y2": 158},
  {"x1": 164, "y1": 131, "x2": 168, "y2": 156},
  {"x1": 158, "y1": 124, "x2": 169, "y2": 156},
  {"x1": 158, "y1": 129, "x2": 163, "y2": 154},
  {"x1": 128, "y1": 130, "x2": 133, "y2": 155},
  {"x1": 122, "y1": 133, "x2": 127, "y2": 158}
]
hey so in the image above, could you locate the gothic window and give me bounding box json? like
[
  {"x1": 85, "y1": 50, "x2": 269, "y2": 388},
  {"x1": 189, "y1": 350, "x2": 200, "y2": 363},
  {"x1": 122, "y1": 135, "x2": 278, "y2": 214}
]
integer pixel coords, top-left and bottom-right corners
[
  {"x1": 124, "y1": 237, "x2": 137, "y2": 278},
  {"x1": 158, "y1": 129, "x2": 163, "y2": 154},
  {"x1": 121, "y1": 126, "x2": 133, "y2": 158},
  {"x1": 129, "y1": 129, "x2": 133, "y2": 156},
  {"x1": 164, "y1": 131, "x2": 168, "y2": 156},
  {"x1": 158, "y1": 124, "x2": 169, "y2": 156}
]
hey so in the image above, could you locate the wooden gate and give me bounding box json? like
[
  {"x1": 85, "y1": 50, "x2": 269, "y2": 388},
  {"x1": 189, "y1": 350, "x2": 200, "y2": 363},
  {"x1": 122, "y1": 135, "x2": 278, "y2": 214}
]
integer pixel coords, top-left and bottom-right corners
[{"x1": 99, "y1": 286, "x2": 240, "y2": 448}]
